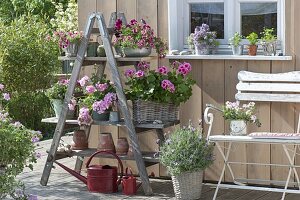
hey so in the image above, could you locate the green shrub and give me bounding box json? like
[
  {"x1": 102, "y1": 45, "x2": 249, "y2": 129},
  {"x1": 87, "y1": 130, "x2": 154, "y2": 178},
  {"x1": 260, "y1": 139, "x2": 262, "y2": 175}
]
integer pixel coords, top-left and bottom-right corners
[
  {"x1": 0, "y1": 15, "x2": 60, "y2": 132},
  {"x1": 0, "y1": 16, "x2": 60, "y2": 92}
]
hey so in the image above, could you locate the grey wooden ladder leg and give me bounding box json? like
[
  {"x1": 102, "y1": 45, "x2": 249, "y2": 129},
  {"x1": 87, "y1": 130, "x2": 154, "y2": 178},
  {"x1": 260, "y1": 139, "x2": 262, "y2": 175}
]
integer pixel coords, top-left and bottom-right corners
[
  {"x1": 96, "y1": 13, "x2": 153, "y2": 195},
  {"x1": 40, "y1": 14, "x2": 96, "y2": 186}
]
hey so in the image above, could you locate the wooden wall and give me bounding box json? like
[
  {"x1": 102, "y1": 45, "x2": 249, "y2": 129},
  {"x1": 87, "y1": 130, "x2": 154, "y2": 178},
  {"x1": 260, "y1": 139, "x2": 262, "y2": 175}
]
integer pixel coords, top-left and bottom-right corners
[{"x1": 77, "y1": 0, "x2": 300, "y2": 183}]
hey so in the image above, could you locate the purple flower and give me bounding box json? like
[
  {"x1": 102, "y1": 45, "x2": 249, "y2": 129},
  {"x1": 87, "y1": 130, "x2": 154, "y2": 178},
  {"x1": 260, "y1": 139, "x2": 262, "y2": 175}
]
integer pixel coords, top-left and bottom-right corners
[
  {"x1": 85, "y1": 85, "x2": 96, "y2": 94},
  {"x1": 3, "y1": 93, "x2": 10, "y2": 101},
  {"x1": 183, "y1": 62, "x2": 192, "y2": 73},
  {"x1": 32, "y1": 136, "x2": 40, "y2": 143},
  {"x1": 0, "y1": 84, "x2": 4, "y2": 91},
  {"x1": 92, "y1": 93, "x2": 116, "y2": 114},
  {"x1": 115, "y1": 19, "x2": 122, "y2": 30},
  {"x1": 28, "y1": 194, "x2": 38, "y2": 200},
  {"x1": 129, "y1": 19, "x2": 138, "y2": 26},
  {"x1": 157, "y1": 66, "x2": 169, "y2": 75},
  {"x1": 95, "y1": 83, "x2": 108, "y2": 92},
  {"x1": 135, "y1": 70, "x2": 144, "y2": 78},
  {"x1": 124, "y1": 69, "x2": 135, "y2": 77}
]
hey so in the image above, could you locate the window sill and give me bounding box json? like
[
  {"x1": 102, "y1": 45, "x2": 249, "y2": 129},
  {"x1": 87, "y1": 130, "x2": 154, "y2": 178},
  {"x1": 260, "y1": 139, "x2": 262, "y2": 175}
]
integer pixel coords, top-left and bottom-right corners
[{"x1": 165, "y1": 55, "x2": 293, "y2": 61}]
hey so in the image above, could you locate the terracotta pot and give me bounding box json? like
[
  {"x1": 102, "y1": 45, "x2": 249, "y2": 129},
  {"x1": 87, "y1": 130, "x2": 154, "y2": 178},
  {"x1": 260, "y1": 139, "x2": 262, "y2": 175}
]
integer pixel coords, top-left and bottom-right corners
[
  {"x1": 71, "y1": 130, "x2": 88, "y2": 150},
  {"x1": 247, "y1": 45, "x2": 257, "y2": 56},
  {"x1": 98, "y1": 132, "x2": 115, "y2": 153},
  {"x1": 116, "y1": 137, "x2": 129, "y2": 155}
]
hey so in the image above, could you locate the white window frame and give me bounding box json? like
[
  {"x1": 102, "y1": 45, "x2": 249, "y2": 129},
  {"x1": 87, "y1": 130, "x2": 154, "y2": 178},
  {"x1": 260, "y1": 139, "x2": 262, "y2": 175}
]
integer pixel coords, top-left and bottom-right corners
[{"x1": 168, "y1": 0, "x2": 285, "y2": 54}]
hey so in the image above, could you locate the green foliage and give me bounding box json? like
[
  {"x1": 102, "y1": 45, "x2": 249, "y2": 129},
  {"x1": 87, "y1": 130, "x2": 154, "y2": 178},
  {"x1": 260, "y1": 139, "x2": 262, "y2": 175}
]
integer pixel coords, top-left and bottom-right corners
[
  {"x1": 0, "y1": 111, "x2": 41, "y2": 198},
  {"x1": 0, "y1": 16, "x2": 60, "y2": 92},
  {"x1": 0, "y1": 0, "x2": 70, "y2": 25},
  {"x1": 125, "y1": 62, "x2": 195, "y2": 106},
  {"x1": 229, "y1": 32, "x2": 243, "y2": 47},
  {"x1": 8, "y1": 92, "x2": 53, "y2": 130},
  {"x1": 260, "y1": 27, "x2": 277, "y2": 43},
  {"x1": 222, "y1": 101, "x2": 261, "y2": 127},
  {"x1": 160, "y1": 125, "x2": 214, "y2": 175},
  {"x1": 246, "y1": 32, "x2": 258, "y2": 45}
]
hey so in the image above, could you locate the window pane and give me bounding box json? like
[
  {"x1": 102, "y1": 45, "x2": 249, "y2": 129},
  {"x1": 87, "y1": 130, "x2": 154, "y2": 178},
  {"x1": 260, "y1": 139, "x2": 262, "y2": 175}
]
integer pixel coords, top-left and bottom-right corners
[
  {"x1": 190, "y1": 3, "x2": 224, "y2": 39},
  {"x1": 241, "y1": 3, "x2": 277, "y2": 37}
]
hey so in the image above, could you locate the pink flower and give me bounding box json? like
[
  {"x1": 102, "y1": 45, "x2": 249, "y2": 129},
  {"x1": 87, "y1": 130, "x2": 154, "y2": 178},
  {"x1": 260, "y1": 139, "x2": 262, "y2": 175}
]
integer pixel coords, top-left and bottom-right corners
[
  {"x1": 95, "y1": 83, "x2": 108, "y2": 92},
  {"x1": 183, "y1": 62, "x2": 192, "y2": 73},
  {"x1": 135, "y1": 70, "x2": 144, "y2": 78},
  {"x1": 3, "y1": 93, "x2": 10, "y2": 101},
  {"x1": 68, "y1": 98, "x2": 76, "y2": 111},
  {"x1": 0, "y1": 84, "x2": 4, "y2": 91},
  {"x1": 124, "y1": 69, "x2": 135, "y2": 77},
  {"x1": 59, "y1": 79, "x2": 69, "y2": 85},
  {"x1": 115, "y1": 19, "x2": 123, "y2": 30},
  {"x1": 86, "y1": 85, "x2": 96, "y2": 94},
  {"x1": 129, "y1": 19, "x2": 138, "y2": 26},
  {"x1": 78, "y1": 76, "x2": 90, "y2": 87},
  {"x1": 157, "y1": 66, "x2": 169, "y2": 75},
  {"x1": 77, "y1": 107, "x2": 92, "y2": 126},
  {"x1": 161, "y1": 80, "x2": 175, "y2": 93},
  {"x1": 177, "y1": 65, "x2": 188, "y2": 76},
  {"x1": 137, "y1": 61, "x2": 150, "y2": 71}
]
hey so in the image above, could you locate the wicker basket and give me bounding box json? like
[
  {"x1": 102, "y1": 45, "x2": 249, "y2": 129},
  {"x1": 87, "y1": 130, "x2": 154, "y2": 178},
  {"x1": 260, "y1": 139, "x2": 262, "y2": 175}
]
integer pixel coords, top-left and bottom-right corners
[
  {"x1": 132, "y1": 100, "x2": 179, "y2": 123},
  {"x1": 171, "y1": 171, "x2": 203, "y2": 200}
]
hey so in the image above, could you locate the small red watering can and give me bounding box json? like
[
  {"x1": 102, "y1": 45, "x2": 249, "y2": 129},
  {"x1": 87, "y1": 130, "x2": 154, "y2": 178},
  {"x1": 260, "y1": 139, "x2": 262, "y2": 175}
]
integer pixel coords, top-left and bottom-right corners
[
  {"x1": 121, "y1": 167, "x2": 142, "y2": 195},
  {"x1": 55, "y1": 150, "x2": 123, "y2": 193}
]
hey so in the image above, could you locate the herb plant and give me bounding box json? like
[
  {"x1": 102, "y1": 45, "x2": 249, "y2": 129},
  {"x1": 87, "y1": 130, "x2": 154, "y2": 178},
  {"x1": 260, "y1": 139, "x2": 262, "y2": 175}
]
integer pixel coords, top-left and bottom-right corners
[
  {"x1": 246, "y1": 32, "x2": 258, "y2": 45},
  {"x1": 229, "y1": 32, "x2": 243, "y2": 47},
  {"x1": 260, "y1": 27, "x2": 277, "y2": 43},
  {"x1": 160, "y1": 124, "x2": 214, "y2": 175}
]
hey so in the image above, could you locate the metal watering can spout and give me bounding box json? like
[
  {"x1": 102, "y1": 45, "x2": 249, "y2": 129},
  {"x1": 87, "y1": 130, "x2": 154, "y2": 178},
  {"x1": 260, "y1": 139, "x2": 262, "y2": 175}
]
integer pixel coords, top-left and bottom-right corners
[{"x1": 54, "y1": 161, "x2": 87, "y2": 184}]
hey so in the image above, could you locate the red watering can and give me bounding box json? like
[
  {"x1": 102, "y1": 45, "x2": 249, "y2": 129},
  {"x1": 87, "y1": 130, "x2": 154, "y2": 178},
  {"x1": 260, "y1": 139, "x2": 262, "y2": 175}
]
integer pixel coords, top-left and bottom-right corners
[
  {"x1": 55, "y1": 150, "x2": 123, "y2": 193},
  {"x1": 121, "y1": 167, "x2": 142, "y2": 195}
]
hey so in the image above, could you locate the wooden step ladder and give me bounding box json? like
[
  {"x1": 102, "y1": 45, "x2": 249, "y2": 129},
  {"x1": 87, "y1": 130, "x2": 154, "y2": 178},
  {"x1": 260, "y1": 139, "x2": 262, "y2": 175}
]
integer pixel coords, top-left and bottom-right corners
[{"x1": 40, "y1": 12, "x2": 161, "y2": 195}]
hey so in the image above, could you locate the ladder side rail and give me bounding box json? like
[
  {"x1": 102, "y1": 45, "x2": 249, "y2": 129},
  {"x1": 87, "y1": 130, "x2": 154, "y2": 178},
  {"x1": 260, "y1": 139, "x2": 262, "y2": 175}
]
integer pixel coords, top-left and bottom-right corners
[
  {"x1": 95, "y1": 13, "x2": 153, "y2": 195},
  {"x1": 40, "y1": 13, "x2": 97, "y2": 186}
]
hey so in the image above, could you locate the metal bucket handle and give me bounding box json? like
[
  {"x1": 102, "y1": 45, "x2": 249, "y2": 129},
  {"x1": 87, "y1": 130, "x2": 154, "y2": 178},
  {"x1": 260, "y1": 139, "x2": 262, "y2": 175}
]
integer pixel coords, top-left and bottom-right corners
[{"x1": 86, "y1": 150, "x2": 124, "y2": 185}]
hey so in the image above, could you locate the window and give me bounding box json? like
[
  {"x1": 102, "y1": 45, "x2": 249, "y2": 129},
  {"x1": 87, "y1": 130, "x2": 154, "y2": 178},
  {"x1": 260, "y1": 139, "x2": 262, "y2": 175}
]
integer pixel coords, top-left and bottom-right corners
[{"x1": 168, "y1": 0, "x2": 285, "y2": 53}]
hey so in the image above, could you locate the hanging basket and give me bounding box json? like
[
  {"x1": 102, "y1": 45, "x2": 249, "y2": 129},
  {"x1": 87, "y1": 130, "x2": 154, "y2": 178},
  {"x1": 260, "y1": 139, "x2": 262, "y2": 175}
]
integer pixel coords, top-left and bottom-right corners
[
  {"x1": 132, "y1": 100, "x2": 179, "y2": 123},
  {"x1": 171, "y1": 170, "x2": 204, "y2": 200}
]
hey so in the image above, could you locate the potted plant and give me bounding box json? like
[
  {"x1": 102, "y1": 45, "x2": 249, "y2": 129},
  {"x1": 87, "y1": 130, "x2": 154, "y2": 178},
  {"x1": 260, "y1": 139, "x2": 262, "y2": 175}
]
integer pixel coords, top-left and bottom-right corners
[
  {"x1": 76, "y1": 74, "x2": 117, "y2": 125},
  {"x1": 260, "y1": 27, "x2": 277, "y2": 56},
  {"x1": 191, "y1": 24, "x2": 218, "y2": 55},
  {"x1": 45, "y1": 79, "x2": 81, "y2": 119},
  {"x1": 229, "y1": 32, "x2": 243, "y2": 55},
  {"x1": 160, "y1": 124, "x2": 214, "y2": 199},
  {"x1": 124, "y1": 61, "x2": 195, "y2": 123},
  {"x1": 50, "y1": 0, "x2": 83, "y2": 56},
  {"x1": 222, "y1": 101, "x2": 261, "y2": 136},
  {"x1": 113, "y1": 19, "x2": 168, "y2": 58},
  {"x1": 246, "y1": 32, "x2": 258, "y2": 56}
]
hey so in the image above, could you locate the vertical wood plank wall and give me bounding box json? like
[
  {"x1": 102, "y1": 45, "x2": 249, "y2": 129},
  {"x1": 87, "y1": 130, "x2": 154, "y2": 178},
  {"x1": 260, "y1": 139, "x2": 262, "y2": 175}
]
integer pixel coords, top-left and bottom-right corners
[{"x1": 78, "y1": 0, "x2": 300, "y2": 183}]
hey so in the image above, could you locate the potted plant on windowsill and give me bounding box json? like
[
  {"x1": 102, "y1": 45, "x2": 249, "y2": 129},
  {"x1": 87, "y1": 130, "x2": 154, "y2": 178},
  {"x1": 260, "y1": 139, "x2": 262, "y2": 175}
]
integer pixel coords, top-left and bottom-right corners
[
  {"x1": 229, "y1": 32, "x2": 243, "y2": 55},
  {"x1": 191, "y1": 24, "x2": 219, "y2": 55},
  {"x1": 124, "y1": 61, "x2": 195, "y2": 123},
  {"x1": 260, "y1": 27, "x2": 277, "y2": 56},
  {"x1": 246, "y1": 32, "x2": 258, "y2": 56},
  {"x1": 160, "y1": 123, "x2": 214, "y2": 199},
  {"x1": 222, "y1": 101, "x2": 261, "y2": 136},
  {"x1": 113, "y1": 19, "x2": 168, "y2": 58}
]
